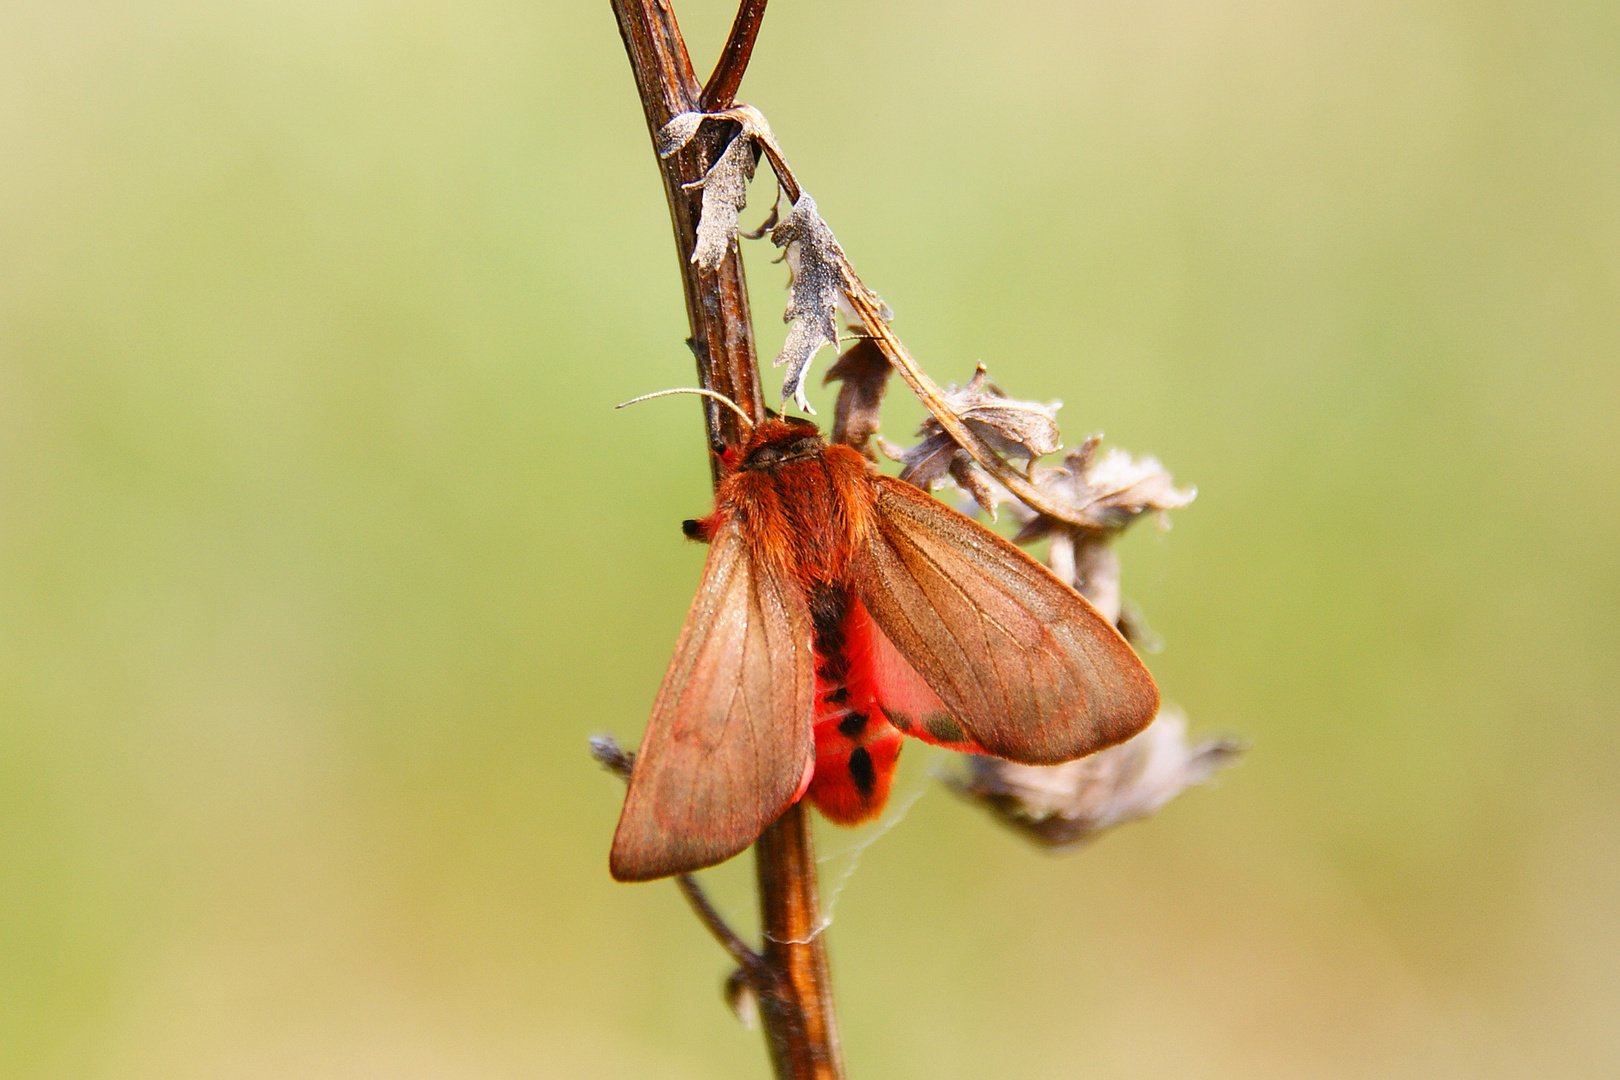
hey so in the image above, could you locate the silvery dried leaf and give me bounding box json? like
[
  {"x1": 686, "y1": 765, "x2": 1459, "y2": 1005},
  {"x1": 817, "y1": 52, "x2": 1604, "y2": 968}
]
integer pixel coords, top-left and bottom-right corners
[
  {"x1": 659, "y1": 107, "x2": 787, "y2": 271},
  {"x1": 657, "y1": 111, "x2": 706, "y2": 158},
  {"x1": 949, "y1": 708, "x2": 1241, "y2": 849},
  {"x1": 657, "y1": 104, "x2": 779, "y2": 160},
  {"x1": 661, "y1": 109, "x2": 891, "y2": 412},
  {"x1": 771, "y1": 193, "x2": 891, "y2": 413},
  {"x1": 824, "y1": 338, "x2": 891, "y2": 460},
  {"x1": 685, "y1": 131, "x2": 757, "y2": 270}
]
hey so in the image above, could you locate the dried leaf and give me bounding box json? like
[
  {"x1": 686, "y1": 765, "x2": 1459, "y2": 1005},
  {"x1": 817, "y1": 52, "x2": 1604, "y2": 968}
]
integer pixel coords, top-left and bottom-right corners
[
  {"x1": 770, "y1": 193, "x2": 864, "y2": 413},
  {"x1": 660, "y1": 109, "x2": 891, "y2": 412},
  {"x1": 1078, "y1": 445, "x2": 1197, "y2": 525},
  {"x1": 657, "y1": 104, "x2": 779, "y2": 160},
  {"x1": 880, "y1": 365, "x2": 1060, "y2": 512},
  {"x1": 880, "y1": 439, "x2": 1001, "y2": 517},
  {"x1": 656, "y1": 111, "x2": 705, "y2": 158},
  {"x1": 824, "y1": 338, "x2": 891, "y2": 460},
  {"x1": 686, "y1": 131, "x2": 756, "y2": 270},
  {"x1": 659, "y1": 107, "x2": 787, "y2": 271},
  {"x1": 948, "y1": 449, "x2": 1001, "y2": 518},
  {"x1": 949, "y1": 708, "x2": 1241, "y2": 849}
]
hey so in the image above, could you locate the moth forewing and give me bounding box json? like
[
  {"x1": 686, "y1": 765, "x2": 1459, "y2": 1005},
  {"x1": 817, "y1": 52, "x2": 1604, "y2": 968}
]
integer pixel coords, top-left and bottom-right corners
[
  {"x1": 852, "y1": 475, "x2": 1158, "y2": 765},
  {"x1": 610, "y1": 520, "x2": 815, "y2": 882}
]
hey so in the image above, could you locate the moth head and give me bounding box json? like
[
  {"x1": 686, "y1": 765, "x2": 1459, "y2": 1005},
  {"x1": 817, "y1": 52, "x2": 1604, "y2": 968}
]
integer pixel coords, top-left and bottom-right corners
[{"x1": 736, "y1": 416, "x2": 825, "y2": 472}]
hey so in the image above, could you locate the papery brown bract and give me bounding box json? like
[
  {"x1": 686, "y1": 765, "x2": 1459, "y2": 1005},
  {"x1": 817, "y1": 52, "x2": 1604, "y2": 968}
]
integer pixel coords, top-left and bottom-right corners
[{"x1": 609, "y1": 419, "x2": 1160, "y2": 882}]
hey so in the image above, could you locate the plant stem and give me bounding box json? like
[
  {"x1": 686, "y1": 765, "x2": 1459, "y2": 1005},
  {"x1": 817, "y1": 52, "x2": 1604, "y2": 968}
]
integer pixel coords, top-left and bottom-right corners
[
  {"x1": 701, "y1": 0, "x2": 769, "y2": 111},
  {"x1": 756, "y1": 803, "x2": 842, "y2": 1080},
  {"x1": 610, "y1": 0, "x2": 763, "y2": 456},
  {"x1": 607, "y1": 2, "x2": 845, "y2": 1077}
]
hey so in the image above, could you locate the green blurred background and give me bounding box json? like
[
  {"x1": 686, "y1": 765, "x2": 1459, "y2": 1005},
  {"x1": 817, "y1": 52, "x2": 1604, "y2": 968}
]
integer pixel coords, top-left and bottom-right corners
[{"x1": 4, "y1": 0, "x2": 1617, "y2": 1076}]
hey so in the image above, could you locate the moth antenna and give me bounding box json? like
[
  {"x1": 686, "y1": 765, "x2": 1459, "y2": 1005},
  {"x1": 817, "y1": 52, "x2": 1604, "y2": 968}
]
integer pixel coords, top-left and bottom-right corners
[{"x1": 615, "y1": 387, "x2": 756, "y2": 431}]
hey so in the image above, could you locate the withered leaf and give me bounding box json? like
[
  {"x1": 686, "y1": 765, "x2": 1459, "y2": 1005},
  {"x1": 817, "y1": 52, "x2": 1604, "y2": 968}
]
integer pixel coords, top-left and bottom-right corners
[
  {"x1": 948, "y1": 449, "x2": 1001, "y2": 518},
  {"x1": 949, "y1": 708, "x2": 1241, "y2": 849},
  {"x1": 657, "y1": 104, "x2": 780, "y2": 161},
  {"x1": 656, "y1": 111, "x2": 706, "y2": 158},
  {"x1": 660, "y1": 108, "x2": 890, "y2": 412},
  {"x1": 659, "y1": 107, "x2": 786, "y2": 271},
  {"x1": 771, "y1": 193, "x2": 891, "y2": 413},
  {"x1": 824, "y1": 338, "x2": 891, "y2": 460},
  {"x1": 686, "y1": 130, "x2": 756, "y2": 270},
  {"x1": 877, "y1": 437, "x2": 999, "y2": 517},
  {"x1": 883, "y1": 431, "x2": 956, "y2": 489}
]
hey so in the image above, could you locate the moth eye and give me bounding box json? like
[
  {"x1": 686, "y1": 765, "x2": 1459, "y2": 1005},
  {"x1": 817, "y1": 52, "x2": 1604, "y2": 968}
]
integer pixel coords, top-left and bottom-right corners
[{"x1": 743, "y1": 445, "x2": 781, "y2": 469}]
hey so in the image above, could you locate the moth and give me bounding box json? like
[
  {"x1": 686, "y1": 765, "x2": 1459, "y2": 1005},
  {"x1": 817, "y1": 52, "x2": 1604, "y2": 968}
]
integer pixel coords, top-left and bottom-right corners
[{"x1": 610, "y1": 402, "x2": 1159, "y2": 881}]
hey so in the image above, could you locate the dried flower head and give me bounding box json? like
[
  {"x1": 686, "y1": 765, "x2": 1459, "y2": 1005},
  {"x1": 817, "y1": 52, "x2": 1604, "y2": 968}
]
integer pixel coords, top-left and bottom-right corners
[
  {"x1": 949, "y1": 708, "x2": 1241, "y2": 849},
  {"x1": 880, "y1": 365, "x2": 1063, "y2": 515},
  {"x1": 1013, "y1": 437, "x2": 1197, "y2": 537},
  {"x1": 937, "y1": 365, "x2": 1063, "y2": 463}
]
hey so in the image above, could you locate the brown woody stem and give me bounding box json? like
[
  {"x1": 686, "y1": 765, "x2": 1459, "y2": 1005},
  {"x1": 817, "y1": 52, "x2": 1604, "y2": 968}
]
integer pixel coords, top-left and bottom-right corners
[
  {"x1": 701, "y1": 0, "x2": 769, "y2": 111},
  {"x1": 610, "y1": 0, "x2": 763, "y2": 461},
  {"x1": 607, "y1": 2, "x2": 845, "y2": 1077},
  {"x1": 756, "y1": 803, "x2": 842, "y2": 1080}
]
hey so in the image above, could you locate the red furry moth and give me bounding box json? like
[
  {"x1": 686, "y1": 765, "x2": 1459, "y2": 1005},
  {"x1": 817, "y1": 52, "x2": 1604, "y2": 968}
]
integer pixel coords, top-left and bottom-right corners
[{"x1": 609, "y1": 389, "x2": 1159, "y2": 881}]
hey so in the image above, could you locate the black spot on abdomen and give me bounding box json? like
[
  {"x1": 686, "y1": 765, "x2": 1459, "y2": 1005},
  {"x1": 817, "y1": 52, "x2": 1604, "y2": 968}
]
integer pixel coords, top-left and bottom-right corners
[
  {"x1": 837, "y1": 712, "x2": 868, "y2": 738},
  {"x1": 847, "y1": 747, "x2": 875, "y2": 798}
]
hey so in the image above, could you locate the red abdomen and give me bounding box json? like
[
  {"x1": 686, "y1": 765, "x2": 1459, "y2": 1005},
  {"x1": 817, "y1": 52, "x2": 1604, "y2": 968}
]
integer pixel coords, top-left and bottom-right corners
[{"x1": 804, "y1": 591, "x2": 907, "y2": 825}]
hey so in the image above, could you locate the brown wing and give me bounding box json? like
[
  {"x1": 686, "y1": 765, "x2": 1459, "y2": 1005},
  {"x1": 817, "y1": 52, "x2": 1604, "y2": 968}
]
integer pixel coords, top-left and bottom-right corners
[
  {"x1": 610, "y1": 519, "x2": 815, "y2": 882},
  {"x1": 852, "y1": 475, "x2": 1158, "y2": 765}
]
